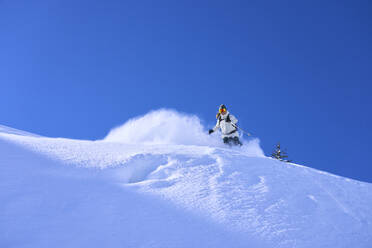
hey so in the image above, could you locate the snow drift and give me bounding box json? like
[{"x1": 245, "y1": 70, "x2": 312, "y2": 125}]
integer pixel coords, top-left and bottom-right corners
[{"x1": 0, "y1": 110, "x2": 371, "y2": 248}]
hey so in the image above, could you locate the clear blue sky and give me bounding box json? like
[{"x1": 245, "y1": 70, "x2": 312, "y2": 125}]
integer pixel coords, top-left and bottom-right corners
[{"x1": 1, "y1": 0, "x2": 371, "y2": 182}]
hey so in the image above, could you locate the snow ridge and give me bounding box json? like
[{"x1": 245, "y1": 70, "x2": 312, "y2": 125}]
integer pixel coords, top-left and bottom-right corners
[{"x1": 0, "y1": 110, "x2": 371, "y2": 248}]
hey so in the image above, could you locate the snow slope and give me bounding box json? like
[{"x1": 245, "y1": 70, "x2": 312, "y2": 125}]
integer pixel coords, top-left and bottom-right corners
[{"x1": 1, "y1": 110, "x2": 371, "y2": 248}]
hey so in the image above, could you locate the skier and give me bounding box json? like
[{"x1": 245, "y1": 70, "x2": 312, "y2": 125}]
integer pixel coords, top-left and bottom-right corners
[{"x1": 209, "y1": 104, "x2": 242, "y2": 146}]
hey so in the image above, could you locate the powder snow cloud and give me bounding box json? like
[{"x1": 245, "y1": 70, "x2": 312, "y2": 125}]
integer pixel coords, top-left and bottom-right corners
[{"x1": 104, "y1": 109, "x2": 264, "y2": 156}]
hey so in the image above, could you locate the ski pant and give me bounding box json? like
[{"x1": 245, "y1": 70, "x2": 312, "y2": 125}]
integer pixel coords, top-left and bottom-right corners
[{"x1": 223, "y1": 136, "x2": 242, "y2": 146}]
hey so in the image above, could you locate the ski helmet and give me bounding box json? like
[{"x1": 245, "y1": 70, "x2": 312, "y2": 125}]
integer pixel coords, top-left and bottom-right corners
[
  {"x1": 219, "y1": 104, "x2": 226, "y2": 110},
  {"x1": 219, "y1": 104, "x2": 227, "y2": 114}
]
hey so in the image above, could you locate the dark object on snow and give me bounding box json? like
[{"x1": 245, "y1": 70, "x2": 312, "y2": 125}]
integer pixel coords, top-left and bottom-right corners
[
  {"x1": 271, "y1": 143, "x2": 291, "y2": 162},
  {"x1": 208, "y1": 129, "x2": 214, "y2": 134},
  {"x1": 223, "y1": 136, "x2": 242, "y2": 146}
]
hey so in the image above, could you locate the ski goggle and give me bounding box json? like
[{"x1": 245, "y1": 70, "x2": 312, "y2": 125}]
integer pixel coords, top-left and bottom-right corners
[{"x1": 219, "y1": 108, "x2": 226, "y2": 113}]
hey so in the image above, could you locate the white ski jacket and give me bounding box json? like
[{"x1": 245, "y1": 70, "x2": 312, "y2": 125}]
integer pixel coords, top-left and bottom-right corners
[{"x1": 212, "y1": 111, "x2": 239, "y2": 138}]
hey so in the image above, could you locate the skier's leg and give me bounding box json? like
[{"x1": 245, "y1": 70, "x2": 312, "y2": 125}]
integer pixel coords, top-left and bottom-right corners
[
  {"x1": 223, "y1": 137, "x2": 234, "y2": 146},
  {"x1": 228, "y1": 137, "x2": 235, "y2": 146},
  {"x1": 233, "y1": 137, "x2": 242, "y2": 146}
]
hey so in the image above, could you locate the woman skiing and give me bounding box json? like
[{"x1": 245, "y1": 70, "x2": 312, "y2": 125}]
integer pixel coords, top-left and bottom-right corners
[{"x1": 209, "y1": 104, "x2": 242, "y2": 146}]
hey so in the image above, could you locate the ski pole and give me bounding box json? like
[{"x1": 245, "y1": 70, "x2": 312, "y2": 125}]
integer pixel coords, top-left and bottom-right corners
[{"x1": 232, "y1": 124, "x2": 251, "y2": 137}]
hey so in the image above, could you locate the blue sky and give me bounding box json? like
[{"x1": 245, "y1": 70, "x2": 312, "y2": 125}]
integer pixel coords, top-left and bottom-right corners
[{"x1": 1, "y1": 0, "x2": 371, "y2": 182}]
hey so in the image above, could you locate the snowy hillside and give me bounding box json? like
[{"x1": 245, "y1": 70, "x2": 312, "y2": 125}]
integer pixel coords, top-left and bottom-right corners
[{"x1": 1, "y1": 110, "x2": 371, "y2": 248}]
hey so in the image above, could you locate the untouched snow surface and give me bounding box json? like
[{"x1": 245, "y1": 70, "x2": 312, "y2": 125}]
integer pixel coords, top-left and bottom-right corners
[{"x1": 1, "y1": 110, "x2": 371, "y2": 248}]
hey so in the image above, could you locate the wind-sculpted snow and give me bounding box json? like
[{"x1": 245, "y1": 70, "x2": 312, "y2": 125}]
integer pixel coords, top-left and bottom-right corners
[
  {"x1": 0, "y1": 124, "x2": 40, "y2": 137},
  {"x1": 1, "y1": 114, "x2": 372, "y2": 248}
]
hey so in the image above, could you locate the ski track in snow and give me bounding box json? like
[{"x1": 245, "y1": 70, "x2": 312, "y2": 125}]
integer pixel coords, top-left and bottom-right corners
[{"x1": 1, "y1": 110, "x2": 372, "y2": 248}]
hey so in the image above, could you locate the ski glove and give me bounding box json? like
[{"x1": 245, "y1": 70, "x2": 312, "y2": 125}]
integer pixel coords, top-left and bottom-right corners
[{"x1": 208, "y1": 129, "x2": 214, "y2": 134}]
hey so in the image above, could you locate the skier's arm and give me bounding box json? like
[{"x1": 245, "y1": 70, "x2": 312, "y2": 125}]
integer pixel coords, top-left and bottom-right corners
[
  {"x1": 229, "y1": 114, "x2": 238, "y2": 125},
  {"x1": 213, "y1": 119, "x2": 220, "y2": 131},
  {"x1": 209, "y1": 119, "x2": 220, "y2": 134}
]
